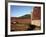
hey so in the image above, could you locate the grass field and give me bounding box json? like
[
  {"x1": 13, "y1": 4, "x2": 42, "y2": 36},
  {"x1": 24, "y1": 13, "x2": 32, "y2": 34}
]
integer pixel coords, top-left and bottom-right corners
[{"x1": 11, "y1": 23, "x2": 41, "y2": 31}]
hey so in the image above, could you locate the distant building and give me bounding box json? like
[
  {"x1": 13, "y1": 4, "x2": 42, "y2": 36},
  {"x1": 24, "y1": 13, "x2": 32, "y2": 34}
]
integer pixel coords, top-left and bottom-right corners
[{"x1": 31, "y1": 7, "x2": 41, "y2": 26}]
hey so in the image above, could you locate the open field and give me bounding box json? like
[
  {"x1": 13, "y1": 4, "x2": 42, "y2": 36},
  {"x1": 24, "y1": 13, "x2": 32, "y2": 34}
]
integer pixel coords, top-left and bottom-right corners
[{"x1": 11, "y1": 23, "x2": 41, "y2": 31}]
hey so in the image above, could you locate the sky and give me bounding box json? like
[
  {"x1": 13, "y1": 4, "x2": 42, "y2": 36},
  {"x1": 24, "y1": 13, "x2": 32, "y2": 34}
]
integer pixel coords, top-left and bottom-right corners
[{"x1": 10, "y1": 5, "x2": 33, "y2": 17}]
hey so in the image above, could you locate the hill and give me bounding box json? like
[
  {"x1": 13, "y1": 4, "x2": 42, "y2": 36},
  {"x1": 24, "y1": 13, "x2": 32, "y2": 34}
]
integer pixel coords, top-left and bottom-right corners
[{"x1": 17, "y1": 14, "x2": 31, "y2": 18}]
